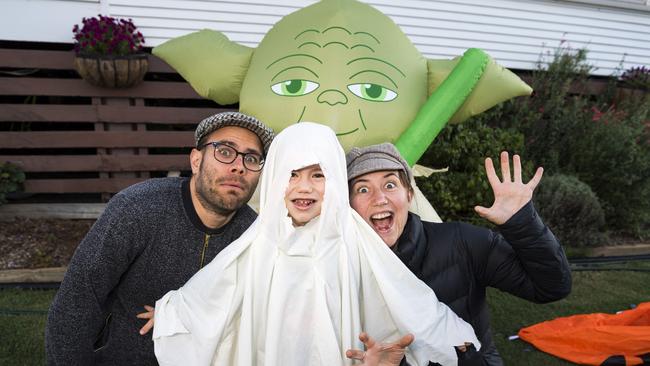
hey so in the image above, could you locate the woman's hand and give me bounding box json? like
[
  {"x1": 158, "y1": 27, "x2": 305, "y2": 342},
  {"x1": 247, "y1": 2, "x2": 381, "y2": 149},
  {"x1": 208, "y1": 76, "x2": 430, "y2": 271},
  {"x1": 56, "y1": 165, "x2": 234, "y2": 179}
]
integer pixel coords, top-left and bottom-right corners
[{"x1": 474, "y1": 151, "x2": 543, "y2": 225}]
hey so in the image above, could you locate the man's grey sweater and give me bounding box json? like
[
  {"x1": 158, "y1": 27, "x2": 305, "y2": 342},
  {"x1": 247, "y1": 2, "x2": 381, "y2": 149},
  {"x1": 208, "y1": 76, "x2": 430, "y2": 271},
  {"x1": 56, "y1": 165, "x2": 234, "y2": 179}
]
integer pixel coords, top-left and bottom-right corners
[{"x1": 45, "y1": 177, "x2": 257, "y2": 365}]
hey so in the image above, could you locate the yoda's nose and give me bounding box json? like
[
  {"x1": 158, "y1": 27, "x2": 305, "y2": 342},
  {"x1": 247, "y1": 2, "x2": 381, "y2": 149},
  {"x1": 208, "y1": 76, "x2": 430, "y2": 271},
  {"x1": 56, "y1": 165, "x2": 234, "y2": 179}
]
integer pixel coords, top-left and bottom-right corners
[{"x1": 317, "y1": 89, "x2": 348, "y2": 106}]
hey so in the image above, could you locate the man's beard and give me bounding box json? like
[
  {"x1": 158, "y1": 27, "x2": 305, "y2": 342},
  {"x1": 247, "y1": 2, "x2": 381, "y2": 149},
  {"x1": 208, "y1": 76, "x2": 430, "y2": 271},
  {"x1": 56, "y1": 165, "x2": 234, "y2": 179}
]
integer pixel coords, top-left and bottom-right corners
[{"x1": 194, "y1": 169, "x2": 255, "y2": 217}]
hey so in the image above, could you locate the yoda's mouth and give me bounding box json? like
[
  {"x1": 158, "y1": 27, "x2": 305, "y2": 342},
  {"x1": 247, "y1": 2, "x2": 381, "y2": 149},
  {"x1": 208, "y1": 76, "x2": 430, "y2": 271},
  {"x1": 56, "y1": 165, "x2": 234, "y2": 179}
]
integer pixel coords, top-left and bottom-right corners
[{"x1": 294, "y1": 107, "x2": 367, "y2": 137}]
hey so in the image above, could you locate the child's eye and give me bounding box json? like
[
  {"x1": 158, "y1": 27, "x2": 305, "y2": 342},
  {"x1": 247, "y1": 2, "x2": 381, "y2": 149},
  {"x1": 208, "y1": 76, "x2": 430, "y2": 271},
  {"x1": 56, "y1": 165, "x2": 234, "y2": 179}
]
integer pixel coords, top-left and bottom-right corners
[
  {"x1": 290, "y1": 171, "x2": 299, "y2": 178},
  {"x1": 313, "y1": 171, "x2": 325, "y2": 178},
  {"x1": 385, "y1": 182, "x2": 397, "y2": 189}
]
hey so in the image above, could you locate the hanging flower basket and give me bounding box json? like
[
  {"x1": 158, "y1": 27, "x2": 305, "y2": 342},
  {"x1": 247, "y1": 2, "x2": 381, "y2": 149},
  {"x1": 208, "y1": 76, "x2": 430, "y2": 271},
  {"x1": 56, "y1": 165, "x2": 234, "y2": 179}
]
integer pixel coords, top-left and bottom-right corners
[
  {"x1": 74, "y1": 53, "x2": 148, "y2": 88},
  {"x1": 72, "y1": 15, "x2": 147, "y2": 88}
]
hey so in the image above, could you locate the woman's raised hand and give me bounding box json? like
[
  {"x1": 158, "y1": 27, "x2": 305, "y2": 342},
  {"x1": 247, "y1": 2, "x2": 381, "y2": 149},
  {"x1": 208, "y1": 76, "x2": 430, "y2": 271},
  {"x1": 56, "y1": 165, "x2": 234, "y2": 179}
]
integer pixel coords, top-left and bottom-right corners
[{"x1": 474, "y1": 151, "x2": 543, "y2": 225}]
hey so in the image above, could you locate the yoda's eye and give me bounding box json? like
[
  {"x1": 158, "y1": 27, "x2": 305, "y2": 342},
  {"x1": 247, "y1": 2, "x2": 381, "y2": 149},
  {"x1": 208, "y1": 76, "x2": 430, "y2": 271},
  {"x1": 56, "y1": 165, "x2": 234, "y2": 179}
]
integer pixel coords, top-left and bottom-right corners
[
  {"x1": 347, "y1": 83, "x2": 397, "y2": 102},
  {"x1": 271, "y1": 80, "x2": 319, "y2": 96}
]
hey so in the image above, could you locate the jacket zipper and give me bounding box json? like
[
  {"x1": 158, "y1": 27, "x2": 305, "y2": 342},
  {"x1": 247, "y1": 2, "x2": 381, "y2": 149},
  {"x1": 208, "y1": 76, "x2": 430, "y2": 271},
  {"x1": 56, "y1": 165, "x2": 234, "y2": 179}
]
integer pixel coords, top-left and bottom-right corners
[{"x1": 200, "y1": 233, "x2": 210, "y2": 269}]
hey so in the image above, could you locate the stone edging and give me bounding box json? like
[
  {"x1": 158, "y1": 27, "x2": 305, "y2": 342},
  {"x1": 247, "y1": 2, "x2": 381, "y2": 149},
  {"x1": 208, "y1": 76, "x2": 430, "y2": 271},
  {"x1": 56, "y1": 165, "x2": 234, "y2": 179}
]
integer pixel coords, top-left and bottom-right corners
[
  {"x1": 0, "y1": 267, "x2": 66, "y2": 284},
  {"x1": 0, "y1": 203, "x2": 106, "y2": 221}
]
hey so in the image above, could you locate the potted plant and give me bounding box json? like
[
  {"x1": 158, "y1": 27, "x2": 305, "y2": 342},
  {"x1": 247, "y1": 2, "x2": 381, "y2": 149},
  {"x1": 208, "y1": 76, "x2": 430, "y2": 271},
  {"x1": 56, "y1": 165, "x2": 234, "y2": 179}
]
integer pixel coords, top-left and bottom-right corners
[{"x1": 72, "y1": 15, "x2": 148, "y2": 88}]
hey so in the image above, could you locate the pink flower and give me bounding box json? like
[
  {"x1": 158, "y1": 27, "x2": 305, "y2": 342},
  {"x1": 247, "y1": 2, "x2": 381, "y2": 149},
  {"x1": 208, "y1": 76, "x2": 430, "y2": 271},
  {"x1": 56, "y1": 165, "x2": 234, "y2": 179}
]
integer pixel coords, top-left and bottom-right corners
[
  {"x1": 72, "y1": 14, "x2": 145, "y2": 56},
  {"x1": 591, "y1": 106, "x2": 603, "y2": 122}
]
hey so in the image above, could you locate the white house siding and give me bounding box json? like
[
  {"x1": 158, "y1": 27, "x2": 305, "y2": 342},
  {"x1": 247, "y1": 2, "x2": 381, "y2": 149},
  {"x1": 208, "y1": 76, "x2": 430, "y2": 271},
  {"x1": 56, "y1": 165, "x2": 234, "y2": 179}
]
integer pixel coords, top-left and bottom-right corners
[
  {"x1": 1, "y1": 0, "x2": 648, "y2": 75},
  {"x1": 370, "y1": 0, "x2": 650, "y2": 75},
  {"x1": 1, "y1": 0, "x2": 102, "y2": 45}
]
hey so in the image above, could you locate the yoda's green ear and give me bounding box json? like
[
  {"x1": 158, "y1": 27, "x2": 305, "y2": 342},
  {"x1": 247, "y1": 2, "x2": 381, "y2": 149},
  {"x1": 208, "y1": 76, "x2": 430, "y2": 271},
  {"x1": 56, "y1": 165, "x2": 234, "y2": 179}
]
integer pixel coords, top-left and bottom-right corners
[
  {"x1": 152, "y1": 29, "x2": 253, "y2": 105},
  {"x1": 427, "y1": 55, "x2": 532, "y2": 124}
]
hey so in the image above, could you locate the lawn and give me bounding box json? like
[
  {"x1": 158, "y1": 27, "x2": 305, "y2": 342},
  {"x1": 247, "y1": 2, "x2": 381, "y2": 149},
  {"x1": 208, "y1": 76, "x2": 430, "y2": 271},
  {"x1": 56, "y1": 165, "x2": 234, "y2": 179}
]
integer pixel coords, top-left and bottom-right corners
[
  {"x1": 0, "y1": 288, "x2": 53, "y2": 366},
  {"x1": 1, "y1": 262, "x2": 649, "y2": 365}
]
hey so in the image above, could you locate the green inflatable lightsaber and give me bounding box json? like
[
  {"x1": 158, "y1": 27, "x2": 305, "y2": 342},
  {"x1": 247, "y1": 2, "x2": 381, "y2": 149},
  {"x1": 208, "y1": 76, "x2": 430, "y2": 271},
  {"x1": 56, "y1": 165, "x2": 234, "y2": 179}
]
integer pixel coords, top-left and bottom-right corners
[{"x1": 395, "y1": 48, "x2": 489, "y2": 166}]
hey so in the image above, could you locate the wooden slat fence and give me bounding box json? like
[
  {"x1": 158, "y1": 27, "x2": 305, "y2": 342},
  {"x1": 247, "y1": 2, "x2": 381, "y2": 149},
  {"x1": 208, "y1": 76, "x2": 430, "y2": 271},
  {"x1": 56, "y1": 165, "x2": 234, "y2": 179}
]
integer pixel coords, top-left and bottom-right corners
[
  {"x1": 0, "y1": 45, "x2": 614, "y2": 201},
  {"x1": 0, "y1": 46, "x2": 234, "y2": 199}
]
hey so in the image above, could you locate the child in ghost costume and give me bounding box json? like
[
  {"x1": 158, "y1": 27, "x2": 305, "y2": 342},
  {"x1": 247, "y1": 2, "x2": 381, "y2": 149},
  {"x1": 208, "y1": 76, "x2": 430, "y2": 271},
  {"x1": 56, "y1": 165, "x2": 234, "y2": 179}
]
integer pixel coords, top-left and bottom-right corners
[{"x1": 151, "y1": 122, "x2": 479, "y2": 366}]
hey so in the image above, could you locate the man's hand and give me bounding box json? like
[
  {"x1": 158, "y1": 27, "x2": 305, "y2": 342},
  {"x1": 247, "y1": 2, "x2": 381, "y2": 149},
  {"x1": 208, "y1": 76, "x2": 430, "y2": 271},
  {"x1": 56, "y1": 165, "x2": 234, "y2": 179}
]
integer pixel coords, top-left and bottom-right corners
[
  {"x1": 346, "y1": 332, "x2": 414, "y2": 366},
  {"x1": 474, "y1": 151, "x2": 543, "y2": 225},
  {"x1": 136, "y1": 305, "x2": 155, "y2": 335}
]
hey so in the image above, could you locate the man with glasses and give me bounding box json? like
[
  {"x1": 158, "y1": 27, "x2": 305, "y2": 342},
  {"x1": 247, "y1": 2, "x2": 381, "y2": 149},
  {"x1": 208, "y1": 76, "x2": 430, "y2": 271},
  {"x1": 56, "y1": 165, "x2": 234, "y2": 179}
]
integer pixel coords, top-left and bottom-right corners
[{"x1": 45, "y1": 112, "x2": 274, "y2": 366}]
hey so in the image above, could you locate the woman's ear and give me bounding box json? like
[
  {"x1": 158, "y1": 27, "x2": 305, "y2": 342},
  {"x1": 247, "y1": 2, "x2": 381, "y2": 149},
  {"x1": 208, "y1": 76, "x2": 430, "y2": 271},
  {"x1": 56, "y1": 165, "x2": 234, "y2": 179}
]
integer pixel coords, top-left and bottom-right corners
[{"x1": 190, "y1": 148, "x2": 203, "y2": 175}]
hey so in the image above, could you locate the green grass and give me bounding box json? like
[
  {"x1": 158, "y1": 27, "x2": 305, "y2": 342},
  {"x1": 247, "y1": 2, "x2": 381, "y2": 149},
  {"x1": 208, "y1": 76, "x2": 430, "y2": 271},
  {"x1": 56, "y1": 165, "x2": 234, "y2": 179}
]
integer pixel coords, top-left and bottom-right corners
[
  {"x1": 0, "y1": 288, "x2": 56, "y2": 366},
  {"x1": 1, "y1": 262, "x2": 649, "y2": 365}
]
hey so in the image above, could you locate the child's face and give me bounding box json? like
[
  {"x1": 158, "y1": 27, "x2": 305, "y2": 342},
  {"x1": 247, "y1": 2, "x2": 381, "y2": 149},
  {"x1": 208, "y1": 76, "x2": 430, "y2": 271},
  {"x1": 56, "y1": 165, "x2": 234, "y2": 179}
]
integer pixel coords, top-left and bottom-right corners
[{"x1": 284, "y1": 164, "x2": 326, "y2": 226}]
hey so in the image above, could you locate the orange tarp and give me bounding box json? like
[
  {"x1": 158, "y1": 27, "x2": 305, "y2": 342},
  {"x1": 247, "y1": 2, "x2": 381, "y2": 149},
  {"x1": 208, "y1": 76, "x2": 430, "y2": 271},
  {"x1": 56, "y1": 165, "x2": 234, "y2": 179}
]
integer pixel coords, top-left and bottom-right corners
[{"x1": 518, "y1": 302, "x2": 650, "y2": 365}]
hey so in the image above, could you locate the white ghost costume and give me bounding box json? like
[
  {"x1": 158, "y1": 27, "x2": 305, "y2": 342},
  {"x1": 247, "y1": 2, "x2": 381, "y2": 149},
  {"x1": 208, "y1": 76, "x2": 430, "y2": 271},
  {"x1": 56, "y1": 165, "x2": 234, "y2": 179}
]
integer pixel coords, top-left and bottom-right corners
[{"x1": 153, "y1": 122, "x2": 479, "y2": 366}]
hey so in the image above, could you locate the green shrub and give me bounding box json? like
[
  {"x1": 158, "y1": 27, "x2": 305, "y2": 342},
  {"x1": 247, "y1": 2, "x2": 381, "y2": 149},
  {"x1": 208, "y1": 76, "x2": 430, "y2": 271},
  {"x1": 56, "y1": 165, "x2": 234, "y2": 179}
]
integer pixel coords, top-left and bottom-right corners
[
  {"x1": 533, "y1": 174, "x2": 607, "y2": 248},
  {"x1": 479, "y1": 47, "x2": 650, "y2": 237},
  {"x1": 0, "y1": 162, "x2": 25, "y2": 205},
  {"x1": 566, "y1": 108, "x2": 650, "y2": 236},
  {"x1": 416, "y1": 119, "x2": 532, "y2": 225}
]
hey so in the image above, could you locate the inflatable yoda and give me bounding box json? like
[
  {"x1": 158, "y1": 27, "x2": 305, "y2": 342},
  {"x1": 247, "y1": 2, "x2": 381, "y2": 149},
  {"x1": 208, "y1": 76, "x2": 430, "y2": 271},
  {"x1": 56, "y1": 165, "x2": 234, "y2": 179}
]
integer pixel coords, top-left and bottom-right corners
[{"x1": 154, "y1": 0, "x2": 532, "y2": 220}]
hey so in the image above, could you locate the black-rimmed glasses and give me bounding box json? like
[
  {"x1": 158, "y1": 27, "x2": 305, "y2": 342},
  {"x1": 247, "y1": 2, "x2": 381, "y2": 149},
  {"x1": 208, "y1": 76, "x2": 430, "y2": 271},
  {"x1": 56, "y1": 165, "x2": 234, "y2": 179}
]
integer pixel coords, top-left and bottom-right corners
[{"x1": 198, "y1": 141, "x2": 265, "y2": 172}]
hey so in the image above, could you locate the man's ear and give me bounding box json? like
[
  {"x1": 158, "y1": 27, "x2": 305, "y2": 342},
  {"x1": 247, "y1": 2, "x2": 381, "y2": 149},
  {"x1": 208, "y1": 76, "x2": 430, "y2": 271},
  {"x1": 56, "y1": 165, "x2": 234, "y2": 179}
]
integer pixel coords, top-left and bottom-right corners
[{"x1": 190, "y1": 148, "x2": 203, "y2": 175}]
